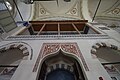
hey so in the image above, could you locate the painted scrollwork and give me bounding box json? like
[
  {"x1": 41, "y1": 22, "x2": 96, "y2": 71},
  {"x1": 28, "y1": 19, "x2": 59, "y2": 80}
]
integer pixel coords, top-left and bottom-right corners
[{"x1": 33, "y1": 43, "x2": 89, "y2": 72}]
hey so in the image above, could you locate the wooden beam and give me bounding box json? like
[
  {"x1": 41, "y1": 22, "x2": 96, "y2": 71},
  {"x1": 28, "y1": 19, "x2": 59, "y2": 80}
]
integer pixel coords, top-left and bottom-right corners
[
  {"x1": 29, "y1": 20, "x2": 88, "y2": 25},
  {"x1": 72, "y1": 23, "x2": 81, "y2": 34},
  {"x1": 30, "y1": 22, "x2": 86, "y2": 25},
  {"x1": 58, "y1": 23, "x2": 60, "y2": 35},
  {"x1": 37, "y1": 24, "x2": 46, "y2": 35},
  {"x1": 86, "y1": 23, "x2": 101, "y2": 34},
  {"x1": 29, "y1": 20, "x2": 88, "y2": 23}
]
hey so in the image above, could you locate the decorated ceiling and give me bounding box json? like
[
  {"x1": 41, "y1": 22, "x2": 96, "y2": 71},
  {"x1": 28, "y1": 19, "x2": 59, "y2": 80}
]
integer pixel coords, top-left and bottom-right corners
[
  {"x1": 88, "y1": 0, "x2": 120, "y2": 27},
  {"x1": 32, "y1": 0, "x2": 83, "y2": 20},
  {"x1": 13, "y1": 0, "x2": 120, "y2": 30}
]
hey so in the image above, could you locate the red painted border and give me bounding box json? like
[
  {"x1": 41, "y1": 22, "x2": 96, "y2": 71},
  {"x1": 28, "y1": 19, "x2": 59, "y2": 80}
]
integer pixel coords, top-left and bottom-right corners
[{"x1": 33, "y1": 43, "x2": 89, "y2": 72}]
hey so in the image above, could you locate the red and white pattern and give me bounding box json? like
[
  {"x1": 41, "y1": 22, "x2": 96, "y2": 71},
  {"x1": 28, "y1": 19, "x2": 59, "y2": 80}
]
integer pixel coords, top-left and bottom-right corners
[
  {"x1": 42, "y1": 43, "x2": 60, "y2": 58},
  {"x1": 61, "y1": 43, "x2": 78, "y2": 55},
  {"x1": 104, "y1": 65, "x2": 117, "y2": 72},
  {"x1": 0, "y1": 42, "x2": 30, "y2": 56},
  {"x1": 33, "y1": 43, "x2": 89, "y2": 72}
]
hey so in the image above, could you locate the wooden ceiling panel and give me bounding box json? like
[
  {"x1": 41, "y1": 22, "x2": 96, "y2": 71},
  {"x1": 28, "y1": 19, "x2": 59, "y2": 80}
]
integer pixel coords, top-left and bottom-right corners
[
  {"x1": 43, "y1": 24, "x2": 58, "y2": 31},
  {"x1": 29, "y1": 20, "x2": 88, "y2": 32},
  {"x1": 32, "y1": 24, "x2": 43, "y2": 31},
  {"x1": 60, "y1": 24, "x2": 75, "y2": 31},
  {"x1": 74, "y1": 24, "x2": 85, "y2": 31}
]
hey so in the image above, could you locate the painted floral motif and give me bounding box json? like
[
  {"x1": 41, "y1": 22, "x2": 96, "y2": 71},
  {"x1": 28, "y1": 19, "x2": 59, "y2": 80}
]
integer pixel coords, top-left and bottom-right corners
[
  {"x1": 61, "y1": 43, "x2": 78, "y2": 55},
  {"x1": 40, "y1": 8, "x2": 46, "y2": 14},
  {"x1": 70, "y1": 8, "x2": 77, "y2": 14},
  {"x1": 42, "y1": 44, "x2": 60, "y2": 57},
  {"x1": 112, "y1": 8, "x2": 120, "y2": 15},
  {"x1": 33, "y1": 43, "x2": 89, "y2": 72}
]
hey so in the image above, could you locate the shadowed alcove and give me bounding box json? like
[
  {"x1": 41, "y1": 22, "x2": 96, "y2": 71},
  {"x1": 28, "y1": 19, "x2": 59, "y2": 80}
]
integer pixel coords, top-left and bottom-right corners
[{"x1": 38, "y1": 50, "x2": 85, "y2": 80}]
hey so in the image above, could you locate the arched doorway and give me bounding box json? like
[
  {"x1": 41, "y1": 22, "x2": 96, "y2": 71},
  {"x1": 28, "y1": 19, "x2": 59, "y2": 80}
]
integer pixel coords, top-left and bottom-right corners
[{"x1": 38, "y1": 51, "x2": 85, "y2": 80}]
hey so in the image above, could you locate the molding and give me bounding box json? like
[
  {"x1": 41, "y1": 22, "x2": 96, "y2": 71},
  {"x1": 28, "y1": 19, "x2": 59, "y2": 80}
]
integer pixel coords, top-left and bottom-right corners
[
  {"x1": 91, "y1": 42, "x2": 120, "y2": 58},
  {"x1": 0, "y1": 42, "x2": 33, "y2": 60},
  {"x1": 5, "y1": 34, "x2": 110, "y2": 41}
]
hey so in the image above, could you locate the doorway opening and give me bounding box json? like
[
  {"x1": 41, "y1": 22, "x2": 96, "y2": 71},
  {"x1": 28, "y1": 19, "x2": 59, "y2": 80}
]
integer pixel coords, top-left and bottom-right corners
[{"x1": 38, "y1": 51, "x2": 85, "y2": 80}]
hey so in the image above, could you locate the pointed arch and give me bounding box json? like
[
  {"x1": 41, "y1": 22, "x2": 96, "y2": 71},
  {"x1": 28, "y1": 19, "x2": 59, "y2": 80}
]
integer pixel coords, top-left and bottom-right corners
[
  {"x1": 33, "y1": 43, "x2": 87, "y2": 80},
  {"x1": 33, "y1": 43, "x2": 89, "y2": 73}
]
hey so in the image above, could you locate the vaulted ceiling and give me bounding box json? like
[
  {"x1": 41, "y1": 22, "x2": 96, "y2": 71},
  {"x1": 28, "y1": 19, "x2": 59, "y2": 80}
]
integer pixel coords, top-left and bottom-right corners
[
  {"x1": 32, "y1": 0, "x2": 120, "y2": 27},
  {"x1": 4, "y1": 0, "x2": 120, "y2": 28},
  {"x1": 32, "y1": 0, "x2": 82, "y2": 20},
  {"x1": 88, "y1": 0, "x2": 120, "y2": 27}
]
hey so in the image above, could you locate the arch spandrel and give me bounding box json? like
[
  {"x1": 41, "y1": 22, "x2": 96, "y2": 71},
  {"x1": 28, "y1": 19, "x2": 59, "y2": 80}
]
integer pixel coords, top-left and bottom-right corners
[
  {"x1": 41, "y1": 43, "x2": 60, "y2": 58},
  {"x1": 33, "y1": 43, "x2": 89, "y2": 72}
]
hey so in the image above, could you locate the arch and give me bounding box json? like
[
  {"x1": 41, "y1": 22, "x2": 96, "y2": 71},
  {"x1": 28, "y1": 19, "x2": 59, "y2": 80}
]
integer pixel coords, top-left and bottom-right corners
[
  {"x1": 33, "y1": 43, "x2": 88, "y2": 80},
  {"x1": 33, "y1": 43, "x2": 89, "y2": 72},
  {"x1": 91, "y1": 42, "x2": 120, "y2": 58},
  {"x1": 0, "y1": 42, "x2": 33, "y2": 60},
  {"x1": 0, "y1": 42, "x2": 32, "y2": 80},
  {"x1": 37, "y1": 51, "x2": 85, "y2": 80},
  {"x1": 46, "y1": 68, "x2": 75, "y2": 80}
]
